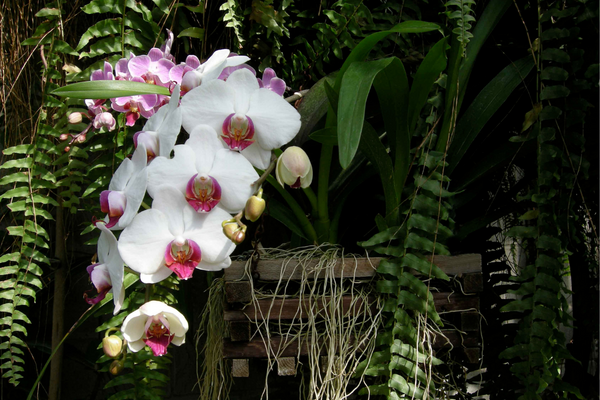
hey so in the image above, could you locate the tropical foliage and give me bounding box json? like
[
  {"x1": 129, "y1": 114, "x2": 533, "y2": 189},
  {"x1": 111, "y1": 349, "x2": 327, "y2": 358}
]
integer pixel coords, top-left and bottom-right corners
[{"x1": 0, "y1": 0, "x2": 597, "y2": 399}]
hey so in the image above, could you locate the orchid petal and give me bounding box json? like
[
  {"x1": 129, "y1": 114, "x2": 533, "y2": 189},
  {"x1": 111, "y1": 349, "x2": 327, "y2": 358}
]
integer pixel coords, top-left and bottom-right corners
[
  {"x1": 140, "y1": 266, "x2": 173, "y2": 284},
  {"x1": 121, "y1": 310, "x2": 146, "y2": 342},
  {"x1": 116, "y1": 168, "x2": 147, "y2": 230},
  {"x1": 183, "y1": 206, "x2": 235, "y2": 264},
  {"x1": 226, "y1": 69, "x2": 260, "y2": 114},
  {"x1": 247, "y1": 89, "x2": 301, "y2": 150},
  {"x1": 127, "y1": 339, "x2": 146, "y2": 352},
  {"x1": 118, "y1": 209, "x2": 174, "y2": 275},
  {"x1": 97, "y1": 222, "x2": 125, "y2": 314},
  {"x1": 170, "y1": 335, "x2": 185, "y2": 346},
  {"x1": 108, "y1": 158, "x2": 134, "y2": 191},
  {"x1": 148, "y1": 48, "x2": 163, "y2": 62},
  {"x1": 240, "y1": 142, "x2": 272, "y2": 170},
  {"x1": 150, "y1": 185, "x2": 190, "y2": 236},
  {"x1": 129, "y1": 55, "x2": 151, "y2": 77},
  {"x1": 181, "y1": 80, "x2": 234, "y2": 134},
  {"x1": 185, "y1": 55, "x2": 200, "y2": 69},
  {"x1": 198, "y1": 257, "x2": 231, "y2": 271},
  {"x1": 209, "y1": 149, "x2": 258, "y2": 213},
  {"x1": 185, "y1": 125, "x2": 223, "y2": 173},
  {"x1": 146, "y1": 146, "x2": 197, "y2": 199}
]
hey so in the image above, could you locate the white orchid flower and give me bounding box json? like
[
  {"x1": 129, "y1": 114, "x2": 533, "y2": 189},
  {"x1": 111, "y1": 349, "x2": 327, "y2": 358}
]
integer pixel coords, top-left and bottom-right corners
[
  {"x1": 100, "y1": 144, "x2": 147, "y2": 230},
  {"x1": 180, "y1": 68, "x2": 301, "y2": 169},
  {"x1": 146, "y1": 125, "x2": 258, "y2": 213},
  {"x1": 121, "y1": 301, "x2": 188, "y2": 357},
  {"x1": 133, "y1": 85, "x2": 182, "y2": 163},
  {"x1": 83, "y1": 222, "x2": 124, "y2": 315},
  {"x1": 118, "y1": 185, "x2": 235, "y2": 282}
]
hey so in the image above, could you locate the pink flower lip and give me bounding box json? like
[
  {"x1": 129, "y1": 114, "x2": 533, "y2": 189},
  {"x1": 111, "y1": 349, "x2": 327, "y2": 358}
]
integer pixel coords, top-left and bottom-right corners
[
  {"x1": 221, "y1": 113, "x2": 255, "y2": 151},
  {"x1": 185, "y1": 174, "x2": 222, "y2": 213},
  {"x1": 100, "y1": 190, "x2": 127, "y2": 228},
  {"x1": 83, "y1": 263, "x2": 112, "y2": 305},
  {"x1": 133, "y1": 131, "x2": 158, "y2": 162},
  {"x1": 143, "y1": 315, "x2": 173, "y2": 357},
  {"x1": 164, "y1": 238, "x2": 202, "y2": 280}
]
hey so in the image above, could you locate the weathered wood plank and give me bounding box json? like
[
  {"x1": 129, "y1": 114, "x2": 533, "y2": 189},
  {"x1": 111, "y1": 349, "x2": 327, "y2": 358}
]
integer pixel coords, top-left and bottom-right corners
[
  {"x1": 229, "y1": 321, "x2": 251, "y2": 342},
  {"x1": 277, "y1": 357, "x2": 296, "y2": 376},
  {"x1": 224, "y1": 254, "x2": 481, "y2": 281},
  {"x1": 225, "y1": 281, "x2": 252, "y2": 303},
  {"x1": 224, "y1": 292, "x2": 478, "y2": 322},
  {"x1": 224, "y1": 296, "x2": 376, "y2": 321},
  {"x1": 463, "y1": 273, "x2": 483, "y2": 293},
  {"x1": 223, "y1": 331, "x2": 478, "y2": 359},
  {"x1": 231, "y1": 359, "x2": 250, "y2": 377}
]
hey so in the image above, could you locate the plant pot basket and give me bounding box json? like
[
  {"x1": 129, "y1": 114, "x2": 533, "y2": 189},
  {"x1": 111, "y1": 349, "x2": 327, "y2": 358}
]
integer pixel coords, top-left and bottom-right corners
[{"x1": 222, "y1": 253, "x2": 482, "y2": 377}]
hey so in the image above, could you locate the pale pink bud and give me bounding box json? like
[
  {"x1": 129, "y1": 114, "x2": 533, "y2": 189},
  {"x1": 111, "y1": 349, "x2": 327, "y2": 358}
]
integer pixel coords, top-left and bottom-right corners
[
  {"x1": 59, "y1": 133, "x2": 70, "y2": 141},
  {"x1": 276, "y1": 147, "x2": 313, "y2": 189},
  {"x1": 93, "y1": 112, "x2": 116, "y2": 131},
  {"x1": 68, "y1": 112, "x2": 83, "y2": 124},
  {"x1": 102, "y1": 335, "x2": 123, "y2": 358}
]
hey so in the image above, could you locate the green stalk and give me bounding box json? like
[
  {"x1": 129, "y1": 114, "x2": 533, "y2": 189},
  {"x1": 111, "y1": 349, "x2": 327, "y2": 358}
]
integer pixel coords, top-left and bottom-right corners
[
  {"x1": 303, "y1": 186, "x2": 318, "y2": 215},
  {"x1": 266, "y1": 175, "x2": 318, "y2": 243}
]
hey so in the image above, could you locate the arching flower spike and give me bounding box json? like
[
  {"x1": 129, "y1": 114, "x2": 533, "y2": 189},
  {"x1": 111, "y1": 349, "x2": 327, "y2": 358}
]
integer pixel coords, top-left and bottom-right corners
[
  {"x1": 118, "y1": 185, "x2": 235, "y2": 283},
  {"x1": 83, "y1": 222, "x2": 124, "y2": 314},
  {"x1": 121, "y1": 301, "x2": 188, "y2": 357},
  {"x1": 100, "y1": 144, "x2": 147, "y2": 230},
  {"x1": 133, "y1": 85, "x2": 182, "y2": 163},
  {"x1": 180, "y1": 68, "x2": 301, "y2": 169},
  {"x1": 146, "y1": 125, "x2": 258, "y2": 213}
]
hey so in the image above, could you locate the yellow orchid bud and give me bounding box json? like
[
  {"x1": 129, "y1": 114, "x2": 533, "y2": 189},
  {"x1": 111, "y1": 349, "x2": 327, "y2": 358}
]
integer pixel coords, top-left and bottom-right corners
[
  {"x1": 102, "y1": 335, "x2": 123, "y2": 358},
  {"x1": 109, "y1": 359, "x2": 125, "y2": 375},
  {"x1": 276, "y1": 146, "x2": 313, "y2": 189},
  {"x1": 245, "y1": 189, "x2": 265, "y2": 222}
]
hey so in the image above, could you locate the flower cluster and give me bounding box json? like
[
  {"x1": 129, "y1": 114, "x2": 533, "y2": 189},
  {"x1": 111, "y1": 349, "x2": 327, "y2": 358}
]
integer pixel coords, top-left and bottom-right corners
[{"x1": 83, "y1": 34, "x2": 309, "y2": 359}]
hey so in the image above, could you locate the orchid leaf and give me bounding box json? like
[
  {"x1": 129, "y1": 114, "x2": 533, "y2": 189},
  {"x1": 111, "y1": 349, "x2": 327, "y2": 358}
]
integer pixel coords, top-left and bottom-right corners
[
  {"x1": 52, "y1": 80, "x2": 170, "y2": 99},
  {"x1": 446, "y1": 56, "x2": 535, "y2": 174}
]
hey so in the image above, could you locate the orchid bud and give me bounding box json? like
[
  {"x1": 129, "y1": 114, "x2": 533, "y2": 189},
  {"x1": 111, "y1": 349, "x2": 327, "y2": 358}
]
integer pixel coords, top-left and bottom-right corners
[
  {"x1": 109, "y1": 359, "x2": 125, "y2": 375},
  {"x1": 245, "y1": 189, "x2": 265, "y2": 222},
  {"x1": 276, "y1": 147, "x2": 313, "y2": 189},
  {"x1": 68, "y1": 112, "x2": 83, "y2": 124},
  {"x1": 64, "y1": 146, "x2": 71, "y2": 152},
  {"x1": 59, "y1": 133, "x2": 70, "y2": 141},
  {"x1": 102, "y1": 335, "x2": 123, "y2": 358},
  {"x1": 93, "y1": 112, "x2": 117, "y2": 131},
  {"x1": 222, "y1": 220, "x2": 246, "y2": 244},
  {"x1": 76, "y1": 134, "x2": 87, "y2": 143}
]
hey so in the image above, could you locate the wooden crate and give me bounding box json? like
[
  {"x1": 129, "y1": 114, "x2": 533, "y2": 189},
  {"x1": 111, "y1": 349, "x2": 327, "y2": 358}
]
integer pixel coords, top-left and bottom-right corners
[{"x1": 222, "y1": 254, "x2": 482, "y2": 376}]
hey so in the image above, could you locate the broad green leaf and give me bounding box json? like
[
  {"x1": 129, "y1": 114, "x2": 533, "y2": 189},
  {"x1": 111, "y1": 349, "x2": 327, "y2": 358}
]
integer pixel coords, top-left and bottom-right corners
[
  {"x1": 540, "y1": 85, "x2": 570, "y2": 100},
  {"x1": 401, "y1": 253, "x2": 449, "y2": 280},
  {"x1": 337, "y1": 57, "x2": 396, "y2": 168},
  {"x1": 52, "y1": 80, "x2": 170, "y2": 99},
  {"x1": 177, "y1": 27, "x2": 205, "y2": 39},
  {"x1": 359, "y1": 225, "x2": 405, "y2": 247},
  {"x1": 266, "y1": 198, "x2": 308, "y2": 239},
  {"x1": 334, "y1": 20, "x2": 440, "y2": 92},
  {"x1": 309, "y1": 127, "x2": 338, "y2": 146},
  {"x1": 446, "y1": 56, "x2": 535, "y2": 173},
  {"x1": 76, "y1": 18, "x2": 123, "y2": 51}
]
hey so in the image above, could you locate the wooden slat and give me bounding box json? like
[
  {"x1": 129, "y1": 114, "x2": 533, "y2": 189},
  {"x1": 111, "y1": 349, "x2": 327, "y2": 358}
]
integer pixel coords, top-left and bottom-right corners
[
  {"x1": 277, "y1": 357, "x2": 296, "y2": 376},
  {"x1": 223, "y1": 331, "x2": 478, "y2": 359},
  {"x1": 224, "y1": 257, "x2": 379, "y2": 281},
  {"x1": 224, "y1": 296, "x2": 376, "y2": 321},
  {"x1": 225, "y1": 281, "x2": 252, "y2": 303},
  {"x1": 463, "y1": 273, "x2": 483, "y2": 293},
  {"x1": 231, "y1": 359, "x2": 250, "y2": 377},
  {"x1": 229, "y1": 321, "x2": 251, "y2": 342},
  {"x1": 224, "y1": 292, "x2": 478, "y2": 322},
  {"x1": 224, "y1": 254, "x2": 481, "y2": 281}
]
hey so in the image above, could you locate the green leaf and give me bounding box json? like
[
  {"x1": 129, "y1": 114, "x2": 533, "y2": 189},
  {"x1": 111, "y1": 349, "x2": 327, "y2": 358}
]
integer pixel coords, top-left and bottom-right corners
[
  {"x1": 407, "y1": 37, "x2": 448, "y2": 133},
  {"x1": 334, "y1": 20, "x2": 440, "y2": 92},
  {"x1": 266, "y1": 198, "x2": 308, "y2": 239},
  {"x1": 359, "y1": 226, "x2": 405, "y2": 247},
  {"x1": 76, "y1": 18, "x2": 123, "y2": 51},
  {"x1": 337, "y1": 57, "x2": 397, "y2": 168},
  {"x1": 35, "y1": 8, "x2": 62, "y2": 17},
  {"x1": 177, "y1": 27, "x2": 205, "y2": 39},
  {"x1": 401, "y1": 253, "x2": 449, "y2": 280},
  {"x1": 446, "y1": 56, "x2": 535, "y2": 173},
  {"x1": 309, "y1": 127, "x2": 338, "y2": 146},
  {"x1": 52, "y1": 80, "x2": 170, "y2": 99},
  {"x1": 541, "y1": 66, "x2": 568, "y2": 81},
  {"x1": 540, "y1": 85, "x2": 570, "y2": 100}
]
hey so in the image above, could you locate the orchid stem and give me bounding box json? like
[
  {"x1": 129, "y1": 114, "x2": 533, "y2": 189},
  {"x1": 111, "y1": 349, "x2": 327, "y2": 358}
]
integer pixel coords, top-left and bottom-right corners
[
  {"x1": 285, "y1": 89, "x2": 309, "y2": 104},
  {"x1": 145, "y1": 284, "x2": 151, "y2": 303},
  {"x1": 252, "y1": 152, "x2": 278, "y2": 192},
  {"x1": 303, "y1": 186, "x2": 318, "y2": 215},
  {"x1": 266, "y1": 175, "x2": 318, "y2": 243}
]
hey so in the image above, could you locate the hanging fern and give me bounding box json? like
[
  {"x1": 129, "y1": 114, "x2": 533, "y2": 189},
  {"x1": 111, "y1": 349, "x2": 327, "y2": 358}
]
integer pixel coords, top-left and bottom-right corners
[
  {"x1": 444, "y1": 0, "x2": 476, "y2": 56},
  {"x1": 498, "y1": 1, "x2": 595, "y2": 398}
]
